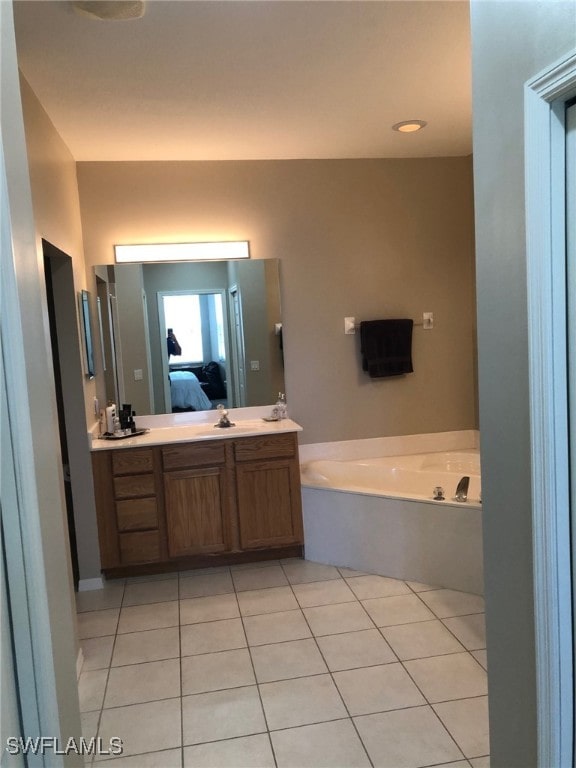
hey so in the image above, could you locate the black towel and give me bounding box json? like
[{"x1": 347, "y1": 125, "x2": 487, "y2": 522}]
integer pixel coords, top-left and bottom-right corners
[{"x1": 360, "y1": 319, "x2": 414, "y2": 378}]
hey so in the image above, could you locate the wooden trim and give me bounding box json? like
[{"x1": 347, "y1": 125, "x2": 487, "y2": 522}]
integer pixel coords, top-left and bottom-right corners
[
  {"x1": 153, "y1": 445, "x2": 169, "y2": 561},
  {"x1": 102, "y1": 544, "x2": 304, "y2": 579},
  {"x1": 224, "y1": 440, "x2": 240, "y2": 551},
  {"x1": 91, "y1": 452, "x2": 120, "y2": 568}
]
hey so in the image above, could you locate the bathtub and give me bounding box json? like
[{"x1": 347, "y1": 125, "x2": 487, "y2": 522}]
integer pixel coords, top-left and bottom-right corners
[{"x1": 300, "y1": 432, "x2": 484, "y2": 595}]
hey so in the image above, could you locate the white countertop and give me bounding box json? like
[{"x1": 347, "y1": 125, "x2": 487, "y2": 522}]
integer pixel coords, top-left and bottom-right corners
[{"x1": 90, "y1": 413, "x2": 302, "y2": 452}]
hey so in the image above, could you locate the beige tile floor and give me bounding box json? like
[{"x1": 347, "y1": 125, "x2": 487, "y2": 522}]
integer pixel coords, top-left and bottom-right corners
[{"x1": 76, "y1": 559, "x2": 490, "y2": 768}]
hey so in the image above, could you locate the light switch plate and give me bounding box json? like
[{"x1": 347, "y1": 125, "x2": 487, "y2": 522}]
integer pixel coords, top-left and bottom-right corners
[
  {"x1": 344, "y1": 317, "x2": 356, "y2": 335},
  {"x1": 134, "y1": 368, "x2": 143, "y2": 380},
  {"x1": 250, "y1": 360, "x2": 260, "y2": 371},
  {"x1": 423, "y1": 312, "x2": 434, "y2": 329}
]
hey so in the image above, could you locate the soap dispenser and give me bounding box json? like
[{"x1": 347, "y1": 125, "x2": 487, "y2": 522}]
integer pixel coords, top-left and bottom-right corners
[{"x1": 276, "y1": 392, "x2": 288, "y2": 420}]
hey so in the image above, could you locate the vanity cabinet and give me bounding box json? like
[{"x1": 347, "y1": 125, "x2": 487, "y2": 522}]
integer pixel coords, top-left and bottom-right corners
[
  {"x1": 162, "y1": 441, "x2": 232, "y2": 558},
  {"x1": 91, "y1": 431, "x2": 303, "y2": 575},
  {"x1": 92, "y1": 446, "x2": 165, "y2": 568},
  {"x1": 235, "y1": 434, "x2": 303, "y2": 549}
]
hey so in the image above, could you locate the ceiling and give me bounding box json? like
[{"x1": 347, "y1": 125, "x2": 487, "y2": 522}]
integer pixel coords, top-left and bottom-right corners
[{"x1": 13, "y1": 0, "x2": 471, "y2": 162}]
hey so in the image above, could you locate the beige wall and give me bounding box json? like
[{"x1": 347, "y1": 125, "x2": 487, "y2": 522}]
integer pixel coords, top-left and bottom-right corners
[
  {"x1": 20, "y1": 78, "x2": 95, "y2": 416},
  {"x1": 78, "y1": 158, "x2": 477, "y2": 444},
  {"x1": 20, "y1": 76, "x2": 101, "y2": 580}
]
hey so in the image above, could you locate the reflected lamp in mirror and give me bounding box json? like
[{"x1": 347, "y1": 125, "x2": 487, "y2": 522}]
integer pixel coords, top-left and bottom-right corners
[{"x1": 114, "y1": 241, "x2": 250, "y2": 263}]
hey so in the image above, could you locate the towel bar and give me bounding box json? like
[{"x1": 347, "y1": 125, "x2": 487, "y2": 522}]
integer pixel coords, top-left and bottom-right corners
[
  {"x1": 344, "y1": 317, "x2": 430, "y2": 335},
  {"x1": 346, "y1": 320, "x2": 424, "y2": 331},
  {"x1": 353, "y1": 320, "x2": 424, "y2": 330}
]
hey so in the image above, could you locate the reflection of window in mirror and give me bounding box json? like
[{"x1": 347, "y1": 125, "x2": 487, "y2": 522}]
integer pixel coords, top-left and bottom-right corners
[{"x1": 161, "y1": 292, "x2": 226, "y2": 365}]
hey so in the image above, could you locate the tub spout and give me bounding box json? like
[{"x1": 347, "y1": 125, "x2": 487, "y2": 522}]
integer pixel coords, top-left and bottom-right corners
[{"x1": 455, "y1": 476, "x2": 470, "y2": 502}]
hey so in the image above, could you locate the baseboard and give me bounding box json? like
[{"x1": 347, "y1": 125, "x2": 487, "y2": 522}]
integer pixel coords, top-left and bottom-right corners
[
  {"x1": 76, "y1": 648, "x2": 84, "y2": 680},
  {"x1": 78, "y1": 577, "x2": 103, "y2": 592}
]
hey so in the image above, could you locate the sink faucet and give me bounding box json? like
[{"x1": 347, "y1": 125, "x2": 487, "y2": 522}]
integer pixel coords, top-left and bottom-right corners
[
  {"x1": 455, "y1": 476, "x2": 470, "y2": 502},
  {"x1": 215, "y1": 404, "x2": 235, "y2": 428}
]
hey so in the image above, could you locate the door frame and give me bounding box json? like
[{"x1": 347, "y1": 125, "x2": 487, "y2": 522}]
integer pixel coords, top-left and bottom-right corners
[
  {"x1": 229, "y1": 284, "x2": 246, "y2": 407},
  {"x1": 525, "y1": 47, "x2": 576, "y2": 768}
]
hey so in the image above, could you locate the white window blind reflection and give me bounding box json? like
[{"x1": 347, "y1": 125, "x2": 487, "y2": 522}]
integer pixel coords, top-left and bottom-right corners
[{"x1": 163, "y1": 294, "x2": 203, "y2": 363}]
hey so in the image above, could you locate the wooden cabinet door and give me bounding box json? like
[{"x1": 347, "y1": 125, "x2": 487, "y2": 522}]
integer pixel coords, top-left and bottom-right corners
[
  {"x1": 164, "y1": 467, "x2": 230, "y2": 557},
  {"x1": 236, "y1": 459, "x2": 303, "y2": 549}
]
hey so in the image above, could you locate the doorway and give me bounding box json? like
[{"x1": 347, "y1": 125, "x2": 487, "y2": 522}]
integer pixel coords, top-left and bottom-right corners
[
  {"x1": 43, "y1": 241, "x2": 80, "y2": 588},
  {"x1": 229, "y1": 285, "x2": 246, "y2": 407},
  {"x1": 158, "y1": 289, "x2": 230, "y2": 412}
]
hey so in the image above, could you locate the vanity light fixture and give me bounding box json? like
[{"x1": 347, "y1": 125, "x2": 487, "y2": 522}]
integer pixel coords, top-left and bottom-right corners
[
  {"x1": 114, "y1": 241, "x2": 250, "y2": 263},
  {"x1": 392, "y1": 120, "x2": 428, "y2": 133}
]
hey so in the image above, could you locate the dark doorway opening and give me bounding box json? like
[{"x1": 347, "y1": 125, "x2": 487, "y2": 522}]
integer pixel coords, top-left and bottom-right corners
[{"x1": 43, "y1": 240, "x2": 80, "y2": 589}]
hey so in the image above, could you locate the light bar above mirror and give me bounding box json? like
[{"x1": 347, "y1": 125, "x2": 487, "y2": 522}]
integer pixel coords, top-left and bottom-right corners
[{"x1": 114, "y1": 241, "x2": 250, "y2": 263}]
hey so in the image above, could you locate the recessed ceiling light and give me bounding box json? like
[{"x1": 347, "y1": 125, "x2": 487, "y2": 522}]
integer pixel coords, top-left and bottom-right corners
[{"x1": 392, "y1": 120, "x2": 428, "y2": 133}]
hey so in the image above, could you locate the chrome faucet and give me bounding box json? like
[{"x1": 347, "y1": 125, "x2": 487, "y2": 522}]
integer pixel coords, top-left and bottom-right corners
[
  {"x1": 215, "y1": 404, "x2": 235, "y2": 428},
  {"x1": 455, "y1": 476, "x2": 470, "y2": 502}
]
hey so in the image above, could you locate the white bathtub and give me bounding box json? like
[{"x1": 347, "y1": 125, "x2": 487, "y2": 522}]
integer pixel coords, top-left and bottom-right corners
[
  {"x1": 300, "y1": 433, "x2": 484, "y2": 595},
  {"x1": 302, "y1": 450, "x2": 481, "y2": 504}
]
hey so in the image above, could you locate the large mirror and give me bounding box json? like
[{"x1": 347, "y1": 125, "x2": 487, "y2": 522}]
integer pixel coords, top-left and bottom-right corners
[{"x1": 94, "y1": 259, "x2": 284, "y2": 416}]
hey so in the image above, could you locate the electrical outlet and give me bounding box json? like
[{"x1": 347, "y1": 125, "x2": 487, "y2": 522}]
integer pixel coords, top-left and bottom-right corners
[
  {"x1": 250, "y1": 360, "x2": 260, "y2": 371},
  {"x1": 423, "y1": 312, "x2": 434, "y2": 329},
  {"x1": 93, "y1": 397, "x2": 99, "y2": 416}
]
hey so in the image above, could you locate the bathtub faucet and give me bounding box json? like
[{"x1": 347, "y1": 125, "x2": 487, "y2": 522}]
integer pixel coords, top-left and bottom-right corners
[{"x1": 455, "y1": 476, "x2": 470, "y2": 502}]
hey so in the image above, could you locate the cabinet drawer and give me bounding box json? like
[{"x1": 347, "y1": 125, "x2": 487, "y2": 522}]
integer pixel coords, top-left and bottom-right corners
[
  {"x1": 113, "y1": 474, "x2": 156, "y2": 499},
  {"x1": 112, "y1": 449, "x2": 154, "y2": 476},
  {"x1": 234, "y1": 433, "x2": 296, "y2": 462},
  {"x1": 116, "y1": 498, "x2": 158, "y2": 532},
  {"x1": 119, "y1": 531, "x2": 160, "y2": 564},
  {"x1": 162, "y1": 441, "x2": 226, "y2": 471}
]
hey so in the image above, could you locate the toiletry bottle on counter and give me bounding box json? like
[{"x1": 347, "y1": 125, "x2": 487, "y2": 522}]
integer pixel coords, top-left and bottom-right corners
[
  {"x1": 276, "y1": 393, "x2": 288, "y2": 419},
  {"x1": 104, "y1": 403, "x2": 116, "y2": 434}
]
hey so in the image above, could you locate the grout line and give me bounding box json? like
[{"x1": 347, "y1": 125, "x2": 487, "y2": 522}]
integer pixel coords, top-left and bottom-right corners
[
  {"x1": 233, "y1": 576, "x2": 279, "y2": 768},
  {"x1": 178, "y1": 569, "x2": 184, "y2": 768},
  {"x1": 83, "y1": 578, "x2": 125, "y2": 766},
  {"x1": 78, "y1": 563, "x2": 489, "y2": 767},
  {"x1": 279, "y1": 561, "x2": 375, "y2": 768}
]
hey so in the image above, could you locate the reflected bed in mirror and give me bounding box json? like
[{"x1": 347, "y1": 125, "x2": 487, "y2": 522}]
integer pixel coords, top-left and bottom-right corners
[{"x1": 94, "y1": 259, "x2": 284, "y2": 416}]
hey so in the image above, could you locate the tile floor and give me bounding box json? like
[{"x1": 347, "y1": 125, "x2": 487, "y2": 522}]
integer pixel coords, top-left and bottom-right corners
[{"x1": 76, "y1": 559, "x2": 490, "y2": 767}]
